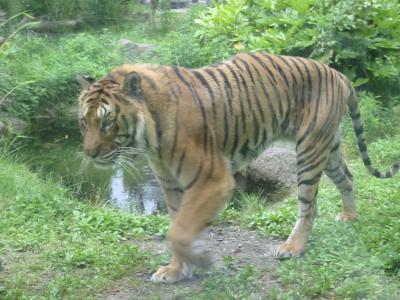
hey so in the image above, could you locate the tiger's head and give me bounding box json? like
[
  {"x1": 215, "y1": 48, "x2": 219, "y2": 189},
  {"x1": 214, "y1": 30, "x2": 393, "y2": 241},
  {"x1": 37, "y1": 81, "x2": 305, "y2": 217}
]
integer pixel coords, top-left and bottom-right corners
[{"x1": 77, "y1": 69, "x2": 151, "y2": 166}]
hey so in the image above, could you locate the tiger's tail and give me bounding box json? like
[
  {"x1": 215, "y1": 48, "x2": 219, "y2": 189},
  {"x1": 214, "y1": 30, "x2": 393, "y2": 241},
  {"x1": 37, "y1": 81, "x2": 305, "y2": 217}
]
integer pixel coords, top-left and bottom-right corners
[{"x1": 348, "y1": 85, "x2": 400, "y2": 178}]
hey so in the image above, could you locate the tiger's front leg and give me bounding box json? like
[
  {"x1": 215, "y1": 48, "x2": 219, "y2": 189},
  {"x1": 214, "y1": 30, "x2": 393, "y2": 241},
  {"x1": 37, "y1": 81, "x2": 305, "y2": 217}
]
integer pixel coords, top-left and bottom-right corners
[
  {"x1": 150, "y1": 158, "x2": 235, "y2": 283},
  {"x1": 151, "y1": 187, "x2": 193, "y2": 283}
]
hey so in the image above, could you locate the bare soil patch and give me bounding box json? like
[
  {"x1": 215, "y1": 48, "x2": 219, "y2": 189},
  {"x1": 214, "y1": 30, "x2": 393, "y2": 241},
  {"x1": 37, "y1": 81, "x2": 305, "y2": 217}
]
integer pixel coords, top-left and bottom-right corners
[{"x1": 102, "y1": 224, "x2": 283, "y2": 300}]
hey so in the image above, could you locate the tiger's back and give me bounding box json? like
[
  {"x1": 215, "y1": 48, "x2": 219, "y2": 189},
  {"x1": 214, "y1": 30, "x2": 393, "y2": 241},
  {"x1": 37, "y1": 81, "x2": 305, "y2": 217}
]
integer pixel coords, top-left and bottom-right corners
[{"x1": 78, "y1": 52, "x2": 399, "y2": 283}]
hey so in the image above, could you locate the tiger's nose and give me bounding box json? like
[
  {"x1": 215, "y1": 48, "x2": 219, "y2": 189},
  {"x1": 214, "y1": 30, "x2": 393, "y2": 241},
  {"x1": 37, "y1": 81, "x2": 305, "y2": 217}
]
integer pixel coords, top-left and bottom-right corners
[{"x1": 84, "y1": 147, "x2": 100, "y2": 158}]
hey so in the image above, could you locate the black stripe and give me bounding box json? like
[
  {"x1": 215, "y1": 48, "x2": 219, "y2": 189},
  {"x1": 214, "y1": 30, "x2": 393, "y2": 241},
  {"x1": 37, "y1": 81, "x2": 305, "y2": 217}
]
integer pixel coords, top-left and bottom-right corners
[
  {"x1": 357, "y1": 141, "x2": 367, "y2": 152},
  {"x1": 176, "y1": 150, "x2": 186, "y2": 177},
  {"x1": 252, "y1": 110, "x2": 260, "y2": 146},
  {"x1": 231, "y1": 115, "x2": 240, "y2": 157},
  {"x1": 363, "y1": 157, "x2": 371, "y2": 166},
  {"x1": 276, "y1": 55, "x2": 297, "y2": 95},
  {"x1": 343, "y1": 164, "x2": 353, "y2": 179},
  {"x1": 325, "y1": 163, "x2": 341, "y2": 174},
  {"x1": 169, "y1": 86, "x2": 180, "y2": 162},
  {"x1": 245, "y1": 55, "x2": 278, "y2": 130},
  {"x1": 121, "y1": 115, "x2": 130, "y2": 133},
  {"x1": 373, "y1": 170, "x2": 381, "y2": 178},
  {"x1": 192, "y1": 70, "x2": 217, "y2": 121},
  {"x1": 297, "y1": 61, "x2": 322, "y2": 146},
  {"x1": 354, "y1": 125, "x2": 363, "y2": 136},
  {"x1": 172, "y1": 66, "x2": 209, "y2": 153},
  {"x1": 330, "y1": 142, "x2": 340, "y2": 153},
  {"x1": 298, "y1": 175, "x2": 321, "y2": 186},
  {"x1": 332, "y1": 174, "x2": 346, "y2": 185},
  {"x1": 250, "y1": 53, "x2": 277, "y2": 85},
  {"x1": 261, "y1": 54, "x2": 284, "y2": 117},
  {"x1": 261, "y1": 129, "x2": 268, "y2": 145},
  {"x1": 184, "y1": 163, "x2": 203, "y2": 190},
  {"x1": 165, "y1": 187, "x2": 184, "y2": 193},
  {"x1": 167, "y1": 203, "x2": 178, "y2": 212},
  {"x1": 297, "y1": 135, "x2": 334, "y2": 166},
  {"x1": 222, "y1": 102, "x2": 229, "y2": 151},
  {"x1": 289, "y1": 57, "x2": 306, "y2": 107},
  {"x1": 115, "y1": 103, "x2": 121, "y2": 114},
  {"x1": 299, "y1": 196, "x2": 312, "y2": 204},
  {"x1": 216, "y1": 68, "x2": 234, "y2": 114},
  {"x1": 226, "y1": 64, "x2": 247, "y2": 133},
  {"x1": 297, "y1": 155, "x2": 327, "y2": 177},
  {"x1": 141, "y1": 74, "x2": 159, "y2": 91},
  {"x1": 237, "y1": 56, "x2": 266, "y2": 123},
  {"x1": 264, "y1": 54, "x2": 290, "y2": 96},
  {"x1": 240, "y1": 139, "x2": 249, "y2": 157},
  {"x1": 232, "y1": 59, "x2": 253, "y2": 111}
]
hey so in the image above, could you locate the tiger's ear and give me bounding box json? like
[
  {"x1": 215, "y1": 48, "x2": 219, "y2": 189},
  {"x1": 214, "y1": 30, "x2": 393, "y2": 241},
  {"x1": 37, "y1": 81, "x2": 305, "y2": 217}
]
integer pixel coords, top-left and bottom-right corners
[
  {"x1": 77, "y1": 75, "x2": 95, "y2": 89},
  {"x1": 123, "y1": 72, "x2": 142, "y2": 98}
]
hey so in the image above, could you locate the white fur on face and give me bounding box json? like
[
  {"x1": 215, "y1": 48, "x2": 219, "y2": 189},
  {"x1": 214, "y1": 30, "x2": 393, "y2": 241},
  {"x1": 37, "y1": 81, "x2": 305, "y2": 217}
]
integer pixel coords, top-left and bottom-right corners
[
  {"x1": 97, "y1": 103, "x2": 111, "y2": 118},
  {"x1": 135, "y1": 112, "x2": 146, "y2": 147}
]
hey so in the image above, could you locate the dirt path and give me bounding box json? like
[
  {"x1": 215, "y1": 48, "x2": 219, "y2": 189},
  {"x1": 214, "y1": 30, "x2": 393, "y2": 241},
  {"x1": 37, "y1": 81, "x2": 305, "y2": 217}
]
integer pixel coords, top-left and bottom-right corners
[{"x1": 102, "y1": 224, "x2": 283, "y2": 299}]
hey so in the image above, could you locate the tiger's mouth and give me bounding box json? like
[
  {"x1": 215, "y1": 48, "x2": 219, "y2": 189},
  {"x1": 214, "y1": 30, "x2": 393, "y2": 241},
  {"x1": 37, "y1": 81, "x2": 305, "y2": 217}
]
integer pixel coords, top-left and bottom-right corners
[
  {"x1": 91, "y1": 148, "x2": 138, "y2": 168},
  {"x1": 91, "y1": 150, "x2": 119, "y2": 167}
]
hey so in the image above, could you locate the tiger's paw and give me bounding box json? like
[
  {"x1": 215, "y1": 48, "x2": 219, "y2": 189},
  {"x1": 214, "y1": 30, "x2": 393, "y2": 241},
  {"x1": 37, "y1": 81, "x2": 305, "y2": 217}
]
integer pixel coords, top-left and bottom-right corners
[
  {"x1": 275, "y1": 241, "x2": 305, "y2": 260},
  {"x1": 335, "y1": 212, "x2": 358, "y2": 222},
  {"x1": 150, "y1": 262, "x2": 193, "y2": 283}
]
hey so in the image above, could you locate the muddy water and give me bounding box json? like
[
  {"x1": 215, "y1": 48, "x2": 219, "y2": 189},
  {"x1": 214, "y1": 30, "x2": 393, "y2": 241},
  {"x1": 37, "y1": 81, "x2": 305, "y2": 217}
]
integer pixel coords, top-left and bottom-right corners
[{"x1": 24, "y1": 139, "x2": 166, "y2": 214}]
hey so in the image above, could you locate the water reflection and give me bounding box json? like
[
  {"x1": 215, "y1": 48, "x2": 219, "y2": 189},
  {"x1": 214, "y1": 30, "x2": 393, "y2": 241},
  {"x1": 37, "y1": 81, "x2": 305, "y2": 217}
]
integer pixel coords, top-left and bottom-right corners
[
  {"x1": 24, "y1": 141, "x2": 167, "y2": 214},
  {"x1": 109, "y1": 166, "x2": 166, "y2": 214}
]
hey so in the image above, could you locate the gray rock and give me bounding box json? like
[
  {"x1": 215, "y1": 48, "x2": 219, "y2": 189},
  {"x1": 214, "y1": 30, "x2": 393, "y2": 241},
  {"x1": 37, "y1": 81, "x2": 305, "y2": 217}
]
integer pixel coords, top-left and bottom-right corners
[
  {"x1": 118, "y1": 39, "x2": 158, "y2": 62},
  {"x1": 236, "y1": 146, "x2": 297, "y2": 196},
  {"x1": 8, "y1": 117, "x2": 28, "y2": 132},
  {"x1": 0, "y1": 97, "x2": 15, "y2": 112}
]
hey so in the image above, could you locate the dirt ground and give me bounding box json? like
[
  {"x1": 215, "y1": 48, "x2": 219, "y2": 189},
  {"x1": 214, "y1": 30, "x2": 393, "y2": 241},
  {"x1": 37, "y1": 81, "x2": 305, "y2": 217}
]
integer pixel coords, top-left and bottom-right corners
[{"x1": 102, "y1": 224, "x2": 283, "y2": 300}]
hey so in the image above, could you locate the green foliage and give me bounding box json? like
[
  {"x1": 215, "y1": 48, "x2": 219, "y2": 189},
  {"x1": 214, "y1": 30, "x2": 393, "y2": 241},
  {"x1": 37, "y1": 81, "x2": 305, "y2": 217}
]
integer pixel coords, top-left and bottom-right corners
[
  {"x1": 148, "y1": 6, "x2": 234, "y2": 67},
  {"x1": 196, "y1": 0, "x2": 400, "y2": 103},
  {"x1": 1, "y1": 31, "x2": 124, "y2": 123},
  {"x1": 0, "y1": 157, "x2": 168, "y2": 298},
  {"x1": 199, "y1": 265, "x2": 261, "y2": 299},
  {"x1": 0, "y1": 0, "x2": 138, "y2": 25},
  {"x1": 223, "y1": 130, "x2": 400, "y2": 299}
]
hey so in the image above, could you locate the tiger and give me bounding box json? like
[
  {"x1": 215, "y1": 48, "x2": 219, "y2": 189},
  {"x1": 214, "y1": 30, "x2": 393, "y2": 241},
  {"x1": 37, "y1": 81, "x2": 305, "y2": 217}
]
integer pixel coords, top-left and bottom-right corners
[{"x1": 77, "y1": 52, "x2": 399, "y2": 283}]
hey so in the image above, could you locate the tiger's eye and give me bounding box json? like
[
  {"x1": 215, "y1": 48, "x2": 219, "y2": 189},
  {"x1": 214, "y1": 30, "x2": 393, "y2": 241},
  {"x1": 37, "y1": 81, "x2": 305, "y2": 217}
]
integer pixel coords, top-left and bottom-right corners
[{"x1": 103, "y1": 118, "x2": 115, "y2": 129}]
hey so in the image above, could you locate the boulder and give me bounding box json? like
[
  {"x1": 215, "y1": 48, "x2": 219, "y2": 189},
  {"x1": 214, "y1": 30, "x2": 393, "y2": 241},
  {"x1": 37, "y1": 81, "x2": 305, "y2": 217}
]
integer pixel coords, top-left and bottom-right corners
[
  {"x1": 235, "y1": 145, "x2": 297, "y2": 196},
  {"x1": 118, "y1": 39, "x2": 158, "y2": 62},
  {"x1": 7, "y1": 117, "x2": 28, "y2": 132}
]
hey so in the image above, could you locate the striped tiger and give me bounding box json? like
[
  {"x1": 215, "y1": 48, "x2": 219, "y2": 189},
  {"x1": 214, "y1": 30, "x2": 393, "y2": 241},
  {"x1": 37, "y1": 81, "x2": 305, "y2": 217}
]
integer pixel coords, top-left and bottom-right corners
[{"x1": 78, "y1": 52, "x2": 399, "y2": 283}]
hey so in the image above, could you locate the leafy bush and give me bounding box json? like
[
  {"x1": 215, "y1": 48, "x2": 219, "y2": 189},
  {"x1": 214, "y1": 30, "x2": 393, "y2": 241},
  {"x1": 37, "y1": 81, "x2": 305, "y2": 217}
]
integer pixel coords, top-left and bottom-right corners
[
  {"x1": 148, "y1": 6, "x2": 234, "y2": 67},
  {"x1": 1, "y1": 31, "x2": 124, "y2": 122},
  {"x1": 196, "y1": 0, "x2": 400, "y2": 104}
]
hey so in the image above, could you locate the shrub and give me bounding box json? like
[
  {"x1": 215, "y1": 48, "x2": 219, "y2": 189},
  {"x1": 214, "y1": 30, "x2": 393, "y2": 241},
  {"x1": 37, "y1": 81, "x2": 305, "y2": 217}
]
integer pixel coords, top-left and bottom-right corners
[
  {"x1": 196, "y1": 0, "x2": 400, "y2": 104},
  {"x1": 0, "y1": 31, "x2": 125, "y2": 131}
]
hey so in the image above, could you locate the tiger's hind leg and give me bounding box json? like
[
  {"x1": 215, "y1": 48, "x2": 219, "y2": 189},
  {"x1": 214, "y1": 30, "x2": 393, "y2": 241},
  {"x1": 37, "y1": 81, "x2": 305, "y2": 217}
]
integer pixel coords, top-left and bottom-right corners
[
  {"x1": 275, "y1": 137, "x2": 331, "y2": 259},
  {"x1": 325, "y1": 142, "x2": 358, "y2": 222}
]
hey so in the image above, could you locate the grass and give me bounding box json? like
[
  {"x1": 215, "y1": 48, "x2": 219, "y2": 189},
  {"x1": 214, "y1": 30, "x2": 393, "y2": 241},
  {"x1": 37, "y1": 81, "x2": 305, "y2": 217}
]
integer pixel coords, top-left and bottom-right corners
[
  {"x1": 1, "y1": 127, "x2": 399, "y2": 298},
  {"x1": 0, "y1": 157, "x2": 168, "y2": 298},
  {"x1": 223, "y1": 130, "x2": 400, "y2": 299}
]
